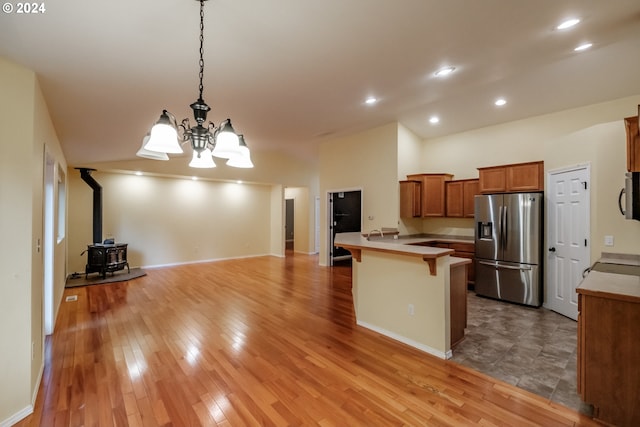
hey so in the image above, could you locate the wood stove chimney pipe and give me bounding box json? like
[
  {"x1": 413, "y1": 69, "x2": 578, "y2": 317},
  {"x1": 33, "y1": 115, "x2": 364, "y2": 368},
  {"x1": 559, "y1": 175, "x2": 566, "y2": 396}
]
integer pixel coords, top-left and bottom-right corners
[{"x1": 76, "y1": 168, "x2": 102, "y2": 244}]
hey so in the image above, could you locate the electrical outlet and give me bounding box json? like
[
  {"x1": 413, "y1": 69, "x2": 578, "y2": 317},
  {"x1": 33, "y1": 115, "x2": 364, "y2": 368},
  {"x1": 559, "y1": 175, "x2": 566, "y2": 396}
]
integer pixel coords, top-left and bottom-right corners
[
  {"x1": 408, "y1": 304, "x2": 415, "y2": 316},
  {"x1": 604, "y1": 235, "x2": 614, "y2": 246}
]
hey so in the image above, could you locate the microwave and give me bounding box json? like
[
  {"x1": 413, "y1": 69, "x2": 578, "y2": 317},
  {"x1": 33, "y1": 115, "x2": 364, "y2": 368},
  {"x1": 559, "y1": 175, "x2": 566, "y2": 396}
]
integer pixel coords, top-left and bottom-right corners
[{"x1": 620, "y1": 172, "x2": 640, "y2": 221}]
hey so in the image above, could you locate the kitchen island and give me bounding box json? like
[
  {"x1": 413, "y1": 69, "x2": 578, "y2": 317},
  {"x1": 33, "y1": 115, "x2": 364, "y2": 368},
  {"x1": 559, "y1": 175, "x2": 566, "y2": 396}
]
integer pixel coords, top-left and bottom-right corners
[{"x1": 334, "y1": 232, "x2": 471, "y2": 359}]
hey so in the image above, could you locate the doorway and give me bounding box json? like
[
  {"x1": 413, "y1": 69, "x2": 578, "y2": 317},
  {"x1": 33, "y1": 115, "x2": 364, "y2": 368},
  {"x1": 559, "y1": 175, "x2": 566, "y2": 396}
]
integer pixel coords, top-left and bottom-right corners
[
  {"x1": 285, "y1": 198, "x2": 294, "y2": 251},
  {"x1": 328, "y1": 190, "x2": 362, "y2": 266},
  {"x1": 546, "y1": 164, "x2": 590, "y2": 320},
  {"x1": 43, "y1": 150, "x2": 55, "y2": 335}
]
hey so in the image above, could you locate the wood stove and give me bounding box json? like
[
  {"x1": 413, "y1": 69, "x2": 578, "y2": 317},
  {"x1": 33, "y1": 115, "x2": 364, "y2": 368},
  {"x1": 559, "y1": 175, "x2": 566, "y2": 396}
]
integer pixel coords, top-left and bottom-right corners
[{"x1": 85, "y1": 243, "x2": 129, "y2": 278}]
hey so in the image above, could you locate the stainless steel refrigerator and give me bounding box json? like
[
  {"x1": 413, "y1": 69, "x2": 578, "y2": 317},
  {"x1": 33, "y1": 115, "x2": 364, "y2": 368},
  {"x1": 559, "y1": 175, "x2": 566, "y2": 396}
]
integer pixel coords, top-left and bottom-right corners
[{"x1": 474, "y1": 192, "x2": 543, "y2": 307}]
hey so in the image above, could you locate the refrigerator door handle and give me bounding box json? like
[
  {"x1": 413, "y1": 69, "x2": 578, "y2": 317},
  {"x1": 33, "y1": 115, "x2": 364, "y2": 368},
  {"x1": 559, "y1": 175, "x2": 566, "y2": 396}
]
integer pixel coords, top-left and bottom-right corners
[
  {"x1": 478, "y1": 261, "x2": 532, "y2": 271},
  {"x1": 498, "y1": 205, "x2": 503, "y2": 248},
  {"x1": 502, "y1": 205, "x2": 508, "y2": 247}
]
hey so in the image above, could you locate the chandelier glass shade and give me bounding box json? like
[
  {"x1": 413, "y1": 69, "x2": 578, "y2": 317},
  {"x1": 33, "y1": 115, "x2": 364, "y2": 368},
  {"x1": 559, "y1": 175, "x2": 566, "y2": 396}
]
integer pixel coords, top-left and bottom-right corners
[
  {"x1": 136, "y1": 134, "x2": 170, "y2": 161},
  {"x1": 139, "y1": 0, "x2": 252, "y2": 169},
  {"x1": 189, "y1": 148, "x2": 216, "y2": 168}
]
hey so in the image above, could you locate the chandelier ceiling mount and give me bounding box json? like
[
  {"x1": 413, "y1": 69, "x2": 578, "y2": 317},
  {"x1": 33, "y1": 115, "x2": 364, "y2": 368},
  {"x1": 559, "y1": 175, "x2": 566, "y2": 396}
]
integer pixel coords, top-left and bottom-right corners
[{"x1": 137, "y1": 0, "x2": 253, "y2": 169}]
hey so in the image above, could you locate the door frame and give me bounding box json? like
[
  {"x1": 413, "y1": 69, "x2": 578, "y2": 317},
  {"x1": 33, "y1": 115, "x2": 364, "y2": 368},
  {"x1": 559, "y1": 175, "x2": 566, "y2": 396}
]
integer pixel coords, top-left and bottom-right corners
[
  {"x1": 43, "y1": 148, "x2": 56, "y2": 336},
  {"x1": 544, "y1": 163, "x2": 591, "y2": 319},
  {"x1": 326, "y1": 187, "x2": 363, "y2": 266}
]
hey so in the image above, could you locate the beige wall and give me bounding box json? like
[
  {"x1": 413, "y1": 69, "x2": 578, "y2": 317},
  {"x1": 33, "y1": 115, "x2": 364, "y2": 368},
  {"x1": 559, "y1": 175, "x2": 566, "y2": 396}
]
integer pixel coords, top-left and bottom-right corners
[
  {"x1": 355, "y1": 251, "x2": 451, "y2": 357},
  {"x1": 419, "y1": 95, "x2": 640, "y2": 259},
  {"x1": 0, "y1": 57, "x2": 67, "y2": 425},
  {"x1": 319, "y1": 122, "x2": 401, "y2": 265},
  {"x1": 76, "y1": 146, "x2": 321, "y2": 266},
  {"x1": 68, "y1": 171, "x2": 277, "y2": 272},
  {"x1": 284, "y1": 187, "x2": 313, "y2": 254}
]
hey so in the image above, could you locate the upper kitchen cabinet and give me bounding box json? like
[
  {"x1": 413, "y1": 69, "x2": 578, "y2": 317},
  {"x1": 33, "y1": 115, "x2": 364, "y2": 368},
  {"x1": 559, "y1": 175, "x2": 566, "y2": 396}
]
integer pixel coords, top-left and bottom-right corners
[
  {"x1": 399, "y1": 180, "x2": 422, "y2": 218},
  {"x1": 624, "y1": 108, "x2": 639, "y2": 172},
  {"x1": 406, "y1": 173, "x2": 453, "y2": 217},
  {"x1": 446, "y1": 179, "x2": 479, "y2": 218},
  {"x1": 478, "y1": 161, "x2": 544, "y2": 193}
]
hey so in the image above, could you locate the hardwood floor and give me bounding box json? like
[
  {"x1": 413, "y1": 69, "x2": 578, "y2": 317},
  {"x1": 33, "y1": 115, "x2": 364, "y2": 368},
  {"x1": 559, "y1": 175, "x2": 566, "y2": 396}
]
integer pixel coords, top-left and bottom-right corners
[{"x1": 17, "y1": 253, "x2": 600, "y2": 426}]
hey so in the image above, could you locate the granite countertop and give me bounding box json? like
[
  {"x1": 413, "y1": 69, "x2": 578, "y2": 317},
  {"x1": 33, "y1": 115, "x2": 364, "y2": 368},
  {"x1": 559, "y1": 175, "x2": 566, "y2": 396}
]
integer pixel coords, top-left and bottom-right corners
[
  {"x1": 597, "y1": 252, "x2": 640, "y2": 266},
  {"x1": 394, "y1": 233, "x2": 474, "y2": 244},
  {"x1": 577, "y1": 252, "x2": 640, "y2": 301},
  {"x1": 334, "y1": 232, "x2": 453, "y2": 257}
]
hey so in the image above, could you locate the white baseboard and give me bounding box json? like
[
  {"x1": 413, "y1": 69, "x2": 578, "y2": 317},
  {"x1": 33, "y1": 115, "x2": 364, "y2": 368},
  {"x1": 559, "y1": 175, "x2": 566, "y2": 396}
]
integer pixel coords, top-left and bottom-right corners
[
  {"x1": 140, "y1": 253, "x2": 272, "y2": 269},
  {"x1": 0, "y1": 405, "x2": 33, "y2": 427},
  {"x1": 0, "y1": 360, "x2": 43, "y2": 427},
  {"x1": 357, "y1": 320, "x2": 452, "y2": 360}
]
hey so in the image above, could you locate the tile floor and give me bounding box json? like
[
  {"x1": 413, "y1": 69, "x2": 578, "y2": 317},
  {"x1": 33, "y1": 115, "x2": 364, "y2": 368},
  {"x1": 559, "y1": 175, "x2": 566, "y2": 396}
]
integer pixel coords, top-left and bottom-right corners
[{"x1": 451, "y1": 292, "x2": 593, "y2": 416}]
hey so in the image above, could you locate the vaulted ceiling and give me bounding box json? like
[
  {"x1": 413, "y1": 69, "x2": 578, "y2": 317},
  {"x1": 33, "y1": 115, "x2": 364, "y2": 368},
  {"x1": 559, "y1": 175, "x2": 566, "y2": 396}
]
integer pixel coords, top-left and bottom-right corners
[{"x1": 1, "y1": 0, "x2": 639, "y2": 166}]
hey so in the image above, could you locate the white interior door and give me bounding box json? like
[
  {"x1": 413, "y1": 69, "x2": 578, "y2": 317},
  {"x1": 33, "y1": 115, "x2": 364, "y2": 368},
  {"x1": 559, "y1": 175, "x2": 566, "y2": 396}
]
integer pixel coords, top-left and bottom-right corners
[{"x1": 546, "y1": 165, "x2": 590, "y2": 320}]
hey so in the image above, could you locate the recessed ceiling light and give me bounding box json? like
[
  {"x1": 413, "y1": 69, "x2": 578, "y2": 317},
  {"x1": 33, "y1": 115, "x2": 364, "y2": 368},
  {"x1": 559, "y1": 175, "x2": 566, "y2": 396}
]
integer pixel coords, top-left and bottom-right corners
[
  {"x1": 364, "y1": 97, "x2": 378, "y2": 105},
  {"x1": 574, "y1": 43, "x2": 593, "y2": 52},
  {"x1": 434, "y1": 66, "x2": 456, "y2": 77},
  {"x1": 429, "y1": 116, "x2": 440, "y2": 124},
  {"x1": 556, "y1": 18, "x2": 580, "y2": 30},
  {"x1": 495, "y1": 98, "x2": 507, "y2": 107}
]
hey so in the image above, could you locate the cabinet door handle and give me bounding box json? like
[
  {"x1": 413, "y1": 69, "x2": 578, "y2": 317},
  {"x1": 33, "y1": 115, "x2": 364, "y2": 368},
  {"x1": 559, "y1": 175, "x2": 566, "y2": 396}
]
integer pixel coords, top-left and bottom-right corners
[{"x1": 548, "y1": 247, "x2": 556, "y2": 252}]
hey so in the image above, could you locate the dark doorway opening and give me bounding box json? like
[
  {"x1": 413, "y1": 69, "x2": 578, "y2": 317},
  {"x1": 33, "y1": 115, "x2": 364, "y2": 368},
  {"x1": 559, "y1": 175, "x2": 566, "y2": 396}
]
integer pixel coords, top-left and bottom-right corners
[
  {"x1": 329, "y1": 190, "x2": 361, "y2": 266},
  {"x1": 285, "y1": 198, "x2": 294, "y2": 252}
]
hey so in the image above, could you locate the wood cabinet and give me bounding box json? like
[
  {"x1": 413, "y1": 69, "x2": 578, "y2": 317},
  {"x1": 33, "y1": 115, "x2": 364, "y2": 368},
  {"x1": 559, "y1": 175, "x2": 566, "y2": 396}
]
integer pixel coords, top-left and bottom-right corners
[
  {"x1": 577, "y1": 286, "x2": 640, "y2": 426},
  {"x1": 478, "y1": 161, "x2": 544, "y2": 193},
  {"x1": 624, "y1": 110, "x2": 640, "y2": 172},
  {"x1": 449, "y1": 242, "x2": 475, "y2": 288},
  {"x1": 399, "y1": 180, "x2": 422, "y2": 218},
  {"x1": 450, "y1": 260, "x2": 469, "y2": 348},
  {"x1": 414, "y1": 240, "x2": 475, "y2": 287},
  {"x1": 446, "y1": 179, "x2": 479, "y2": 218},
  {"x1": 406, "y1": 173, "x2": 453, "y2": 217}
]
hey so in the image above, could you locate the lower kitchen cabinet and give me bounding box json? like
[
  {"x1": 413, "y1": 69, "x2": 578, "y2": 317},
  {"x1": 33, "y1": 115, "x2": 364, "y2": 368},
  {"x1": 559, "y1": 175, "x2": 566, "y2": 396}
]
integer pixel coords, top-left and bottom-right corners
[
  {"x1": 449, "y1": 242, "x2": 475, "y2": 288},
  {"x1": 450, "y1": 260, "x2": 469, "y2": 348},
  {"x1": 417, "y1": 240, "x2": 475, "y2": 288},
  {"x1": 577, "y1": 287, "x2": 640, "y2": 426}
]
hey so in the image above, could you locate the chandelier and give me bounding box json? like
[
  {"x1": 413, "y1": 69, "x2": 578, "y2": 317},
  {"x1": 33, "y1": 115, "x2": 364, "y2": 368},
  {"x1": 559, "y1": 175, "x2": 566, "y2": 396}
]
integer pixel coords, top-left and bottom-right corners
[{"x1": 137, "y1": 0, "x2": 253, "y2": 169}]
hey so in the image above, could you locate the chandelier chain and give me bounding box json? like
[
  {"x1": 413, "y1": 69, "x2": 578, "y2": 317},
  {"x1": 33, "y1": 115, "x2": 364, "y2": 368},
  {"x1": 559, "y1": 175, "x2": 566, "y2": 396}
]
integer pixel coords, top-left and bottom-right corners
[{"x1": 198, "y1": 0, "x2": 205, "y2": 100}]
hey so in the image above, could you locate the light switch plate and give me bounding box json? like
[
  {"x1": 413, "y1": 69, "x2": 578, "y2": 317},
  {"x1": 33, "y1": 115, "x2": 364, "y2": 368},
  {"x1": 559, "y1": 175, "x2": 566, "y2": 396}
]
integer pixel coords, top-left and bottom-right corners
[{"x1": 604, "y1": 235, "x2": 614, "y2": 246}]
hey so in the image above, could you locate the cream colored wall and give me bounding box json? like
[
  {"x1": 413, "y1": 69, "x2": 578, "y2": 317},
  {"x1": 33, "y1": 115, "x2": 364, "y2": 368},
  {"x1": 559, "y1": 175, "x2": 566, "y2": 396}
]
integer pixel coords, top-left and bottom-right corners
[
  {"x1": 79, "y1": 148, "x2": 320, "y2": 265},
  {"x1": 271, "y1": 185, "x2": 285, "y2": 257},
  {"x1": 31, "y1": 78, "x2": 67, "y2": 395},
  {"x1": 397, "y1": 123, "x2": 425, "y2": 236},
  {"x1": 0, "y1": 55, "x2": 34, "y2": 425},
  {"x1": 83, "y1": 150, "x2": 318, "y2": 190},
  {"x1": 355, "y1": 251, "x2": 450, "y2": 356},
  {"x1": 0, "y1": 57, "x2": 66, "y2": 425},
  {"x1": 284, "y1": 187, "x2": 312, "y2": 253},
  {"x1": 319, "y1": 122, "x2": 400, "y2": 265},
  {"x1": 419, "y1": 95, "x2": 640, "y2": 259},
  {"x1": 68, "y1": 171, "x2": 275, "y2": 273}
]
